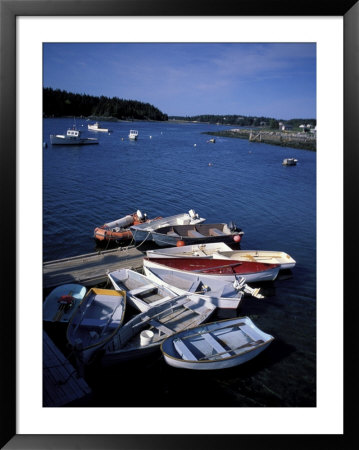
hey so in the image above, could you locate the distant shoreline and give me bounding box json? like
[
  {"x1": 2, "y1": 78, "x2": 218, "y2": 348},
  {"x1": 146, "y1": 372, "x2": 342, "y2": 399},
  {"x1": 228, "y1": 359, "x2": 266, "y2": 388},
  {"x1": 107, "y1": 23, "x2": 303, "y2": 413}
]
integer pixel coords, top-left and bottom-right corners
[{"x1": 204, "y1": 129, "x2": 316, "y2": 152}]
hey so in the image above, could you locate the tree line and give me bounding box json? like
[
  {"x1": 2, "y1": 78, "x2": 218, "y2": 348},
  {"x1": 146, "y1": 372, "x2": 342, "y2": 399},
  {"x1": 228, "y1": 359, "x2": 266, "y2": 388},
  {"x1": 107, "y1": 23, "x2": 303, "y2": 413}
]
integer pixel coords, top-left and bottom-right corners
[
  {"x1": 169, "y1": 114, "x2": 316, "y2": 128},
  {"x1": 43, "y1": 88, "x2": 168, "y2": 121}
]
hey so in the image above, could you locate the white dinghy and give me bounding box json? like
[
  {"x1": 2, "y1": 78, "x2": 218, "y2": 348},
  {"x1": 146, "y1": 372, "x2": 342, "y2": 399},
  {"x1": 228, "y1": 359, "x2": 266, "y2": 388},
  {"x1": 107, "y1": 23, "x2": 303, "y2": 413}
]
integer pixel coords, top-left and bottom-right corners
[
  {"x1": 101, "y1": 295, "x2": 216, "y2": 366},
  {"x1": 143, "y1": 265, "x2": 263, "y2": 310},
  {"x1": 161, "y1": 316, "x2": 274, "y2": 370},
  {"x1": 108, "y1": 268, "x2": 177, "y2": 312}
]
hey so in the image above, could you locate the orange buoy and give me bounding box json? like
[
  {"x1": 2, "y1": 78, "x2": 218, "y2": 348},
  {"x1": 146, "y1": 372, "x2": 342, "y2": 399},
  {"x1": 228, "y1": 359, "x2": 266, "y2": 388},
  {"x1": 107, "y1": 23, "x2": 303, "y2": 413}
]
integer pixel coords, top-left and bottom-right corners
[{"x1": 176, "y1": 240, "x2": 186, "y2": 247}]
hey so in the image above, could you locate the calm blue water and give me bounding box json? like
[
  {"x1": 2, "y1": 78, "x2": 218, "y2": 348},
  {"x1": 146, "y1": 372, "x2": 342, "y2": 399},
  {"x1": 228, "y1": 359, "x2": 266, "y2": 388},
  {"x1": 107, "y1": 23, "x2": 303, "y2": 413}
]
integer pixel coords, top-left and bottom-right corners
[{"x1": 43, "y1": 118, "x2": 316, "y2": 407}]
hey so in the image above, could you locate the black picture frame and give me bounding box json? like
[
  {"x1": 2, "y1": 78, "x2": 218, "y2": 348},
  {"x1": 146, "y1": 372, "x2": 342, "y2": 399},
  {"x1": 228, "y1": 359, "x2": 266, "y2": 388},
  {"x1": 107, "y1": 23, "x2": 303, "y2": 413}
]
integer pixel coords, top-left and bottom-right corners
[{"x1": 1, "y1": 0, "x2": 357, "y2": 448}]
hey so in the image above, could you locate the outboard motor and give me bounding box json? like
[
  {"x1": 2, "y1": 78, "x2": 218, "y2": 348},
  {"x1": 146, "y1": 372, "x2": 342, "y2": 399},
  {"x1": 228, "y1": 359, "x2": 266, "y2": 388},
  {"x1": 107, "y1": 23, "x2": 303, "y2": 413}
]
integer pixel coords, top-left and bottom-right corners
[
  {"x1": 188, "y1": 209, "x2": 199, "y2": 219},
  {"x1": 136, "y1": 210, "x2": 144, "y2": 220},
  {"x1": 228, "y1": 221, "x2": 238, "y2": 232}
]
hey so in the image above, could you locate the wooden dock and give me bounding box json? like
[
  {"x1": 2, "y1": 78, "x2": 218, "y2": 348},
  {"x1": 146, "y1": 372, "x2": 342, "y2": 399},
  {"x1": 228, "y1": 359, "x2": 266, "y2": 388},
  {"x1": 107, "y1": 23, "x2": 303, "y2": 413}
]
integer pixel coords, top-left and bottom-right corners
[
  {"x1": 43, "y1": 331, "x2": 91, "y2": 407},
  {"x1": 43, "y1": 246, "x2": 144, "y2": 289}
]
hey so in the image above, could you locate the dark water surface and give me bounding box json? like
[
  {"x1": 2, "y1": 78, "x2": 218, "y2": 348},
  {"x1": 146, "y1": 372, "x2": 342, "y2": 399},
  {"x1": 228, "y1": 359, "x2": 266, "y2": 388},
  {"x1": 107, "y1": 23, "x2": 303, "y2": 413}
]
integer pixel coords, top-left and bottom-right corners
[{"x1": 43, "y1": 118, "x2": 316, "y2": 407}]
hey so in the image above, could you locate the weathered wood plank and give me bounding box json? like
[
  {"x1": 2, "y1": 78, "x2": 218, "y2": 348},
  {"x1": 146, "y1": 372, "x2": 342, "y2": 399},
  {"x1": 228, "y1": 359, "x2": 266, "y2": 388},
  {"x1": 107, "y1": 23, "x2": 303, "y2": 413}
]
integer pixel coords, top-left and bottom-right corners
[
  {"x1": 43, "y1": 332, "x2": 91, "y2": 407},
  {"x1": 43, "y1": 246, "x2": 144, "y2": 289}
]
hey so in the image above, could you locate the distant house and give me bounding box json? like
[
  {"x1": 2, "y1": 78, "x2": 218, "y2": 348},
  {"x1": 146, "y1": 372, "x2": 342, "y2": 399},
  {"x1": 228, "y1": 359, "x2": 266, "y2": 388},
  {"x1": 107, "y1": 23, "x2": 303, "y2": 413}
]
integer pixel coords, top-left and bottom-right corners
[
  {"x1": 299, "y1": 124, "x2": 306, "y2": 129},
  {"x1": 281, "y1": 124, "x2": 293, "y2": 131}
]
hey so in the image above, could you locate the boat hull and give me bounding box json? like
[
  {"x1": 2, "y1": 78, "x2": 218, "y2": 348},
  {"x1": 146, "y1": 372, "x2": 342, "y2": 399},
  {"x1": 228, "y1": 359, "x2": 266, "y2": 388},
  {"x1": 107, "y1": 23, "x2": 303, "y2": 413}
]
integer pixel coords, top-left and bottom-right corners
[{"x1": 161, "y1": 316, "x2": 274, "y2": 370}]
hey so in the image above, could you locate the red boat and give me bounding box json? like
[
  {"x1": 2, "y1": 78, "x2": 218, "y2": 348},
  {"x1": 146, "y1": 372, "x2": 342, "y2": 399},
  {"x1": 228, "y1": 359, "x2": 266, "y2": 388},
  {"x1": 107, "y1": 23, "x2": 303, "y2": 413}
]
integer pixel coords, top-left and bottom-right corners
[
  {"x1": 144, "y1": 257, "x2": 280, "y2": 283},
  {"x1": 94, "y1": 210, "x2": 161, "y2": 245}
]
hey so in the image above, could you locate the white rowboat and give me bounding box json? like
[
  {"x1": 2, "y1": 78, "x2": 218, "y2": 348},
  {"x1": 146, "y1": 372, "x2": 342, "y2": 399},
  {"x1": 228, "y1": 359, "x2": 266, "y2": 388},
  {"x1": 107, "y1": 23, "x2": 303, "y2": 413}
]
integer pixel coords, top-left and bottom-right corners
[
  {"x1": 102, "y1": 295, "x2": 216, "y2": 366},
  {"x1": 161, "y1": 316, "x2": 274, "y2": 370},
  {"x1": 108, "y1": 268, "x2": 177, "y2": 312}
]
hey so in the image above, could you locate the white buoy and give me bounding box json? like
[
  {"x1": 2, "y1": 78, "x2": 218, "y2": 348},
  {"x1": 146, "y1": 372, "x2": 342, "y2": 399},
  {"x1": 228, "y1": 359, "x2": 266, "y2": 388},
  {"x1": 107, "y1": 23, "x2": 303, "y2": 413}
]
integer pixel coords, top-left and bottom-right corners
[{"x1": 194, "y1": 144, "x2": 197, "y2": 147}]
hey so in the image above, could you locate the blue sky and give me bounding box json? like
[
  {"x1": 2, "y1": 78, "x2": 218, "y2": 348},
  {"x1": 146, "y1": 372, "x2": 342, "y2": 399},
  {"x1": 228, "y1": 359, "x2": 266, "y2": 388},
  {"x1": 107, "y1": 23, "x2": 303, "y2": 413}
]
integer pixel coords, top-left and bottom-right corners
[{"x1": 43, "y1": 43, "x2": 316, "y2": 119}]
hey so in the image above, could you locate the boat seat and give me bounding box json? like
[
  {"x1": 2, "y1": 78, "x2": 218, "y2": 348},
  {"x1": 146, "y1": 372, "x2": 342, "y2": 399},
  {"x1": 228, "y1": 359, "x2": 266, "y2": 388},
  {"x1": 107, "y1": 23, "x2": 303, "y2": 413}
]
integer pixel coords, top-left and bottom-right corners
[
  {"x1": 80, "y1": 317, "x2": 106, "y2": 328},
  {"x1": 167, "y1": 231, "x2": 179, "y2": 236},
  {"x1": 129, "y1": 284, "x2": 157, "y2": 297},
  {"x1": 187, "y1": 230, "x2": 205, "y2": 238},
  {"x1": 209, "y1": 228, "x2": 227, "y2": 237},
  {"x1": 149, "y1": 319, "x2": 173, "y2": 336},
  {"x1": 173, "y1": 337, "x2": 198, "y2": 361},
  {"x1": 188, "y1": 279, "x2": 203, "y2": 293},
  {"x1": 202, "y1": 332, "x2": 232, "y2": 358}
]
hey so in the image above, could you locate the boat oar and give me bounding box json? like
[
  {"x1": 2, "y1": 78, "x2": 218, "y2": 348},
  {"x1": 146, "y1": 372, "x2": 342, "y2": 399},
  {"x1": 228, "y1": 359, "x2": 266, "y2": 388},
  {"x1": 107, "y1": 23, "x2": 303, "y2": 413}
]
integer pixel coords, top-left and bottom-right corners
[{"x1": 52, "y1": 292, "x2": 74, "y2": 322}]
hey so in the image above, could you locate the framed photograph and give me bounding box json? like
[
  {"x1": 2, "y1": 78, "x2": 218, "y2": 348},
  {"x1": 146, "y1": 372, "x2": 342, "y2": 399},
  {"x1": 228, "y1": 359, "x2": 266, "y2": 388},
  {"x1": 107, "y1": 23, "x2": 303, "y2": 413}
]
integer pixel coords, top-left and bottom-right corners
[{"x1": 1, "y1": 0, "x2": 357, "y2": 448}]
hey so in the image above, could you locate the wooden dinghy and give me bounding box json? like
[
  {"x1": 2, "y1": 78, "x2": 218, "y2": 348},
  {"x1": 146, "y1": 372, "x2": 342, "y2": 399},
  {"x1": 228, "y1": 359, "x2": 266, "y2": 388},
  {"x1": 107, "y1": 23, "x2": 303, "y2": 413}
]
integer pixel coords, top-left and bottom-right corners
[
  {"x1": 130, "y1": 210, "x2": 205, "y2": 243},
  {"x1": 101, "y1": 295, "x2": 216, "y2": 366},
  {"x1": 212, "y1": 250, "x2": 296, "y2": 270},
  {"x1": 146, "y1": 242, "x2": 233, "y2": 259},
  {"x1": 144, "y1": 257, "x2": 280, "y2": 284},
  {"x1": 161, "y1": 316, "x2": 274, "y2": 370},
  {"x1": 143, "y1": 265, "x2": 263, "y2": 310},
  {"x1": 146, "y1": 244, "x2": 295, "y2": 270},
  {"x1": 43, "y1": 283, "x2": 87, "y2": 323},
  {"x1": 150, "y1": 223, "x2": 244, "y2": 248},
  {"x1": 107, "y1": 268, "x2": 177, "y2": 313},
  {"x1": 67, "y1": 288, "x2": 126, "y2": 364}
]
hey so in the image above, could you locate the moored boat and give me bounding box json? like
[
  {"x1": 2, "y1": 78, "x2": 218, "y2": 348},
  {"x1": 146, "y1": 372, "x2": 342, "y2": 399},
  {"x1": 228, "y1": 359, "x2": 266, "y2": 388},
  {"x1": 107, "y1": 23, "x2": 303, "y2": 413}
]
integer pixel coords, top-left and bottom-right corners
[
  {"x1": 143, "y1": 264, "x2": 263, "y2": 310},
  {"x1": 161, "y1": 316, "x2": 274, "y2": 370},
  {"x1": 50, "y1": 126, "x2": 99, "y2": 145},
  {"x1": 43, "y1": 283, "x2": 87, "y2": 323},
  {"x1": 129, "y1": 130, "x2": 138, "y2": 140},
  {"x1": 212, "y1": 249, "x2": 296, "y2": 270},
  {"x1": 101, "y1": 294, "x2": 216, "y2": 366},
  {"x1": 107, "y1": 268, "x2": 178, "y2": 312},
  {"x1": 67, "y1": 287, "x2": 126, "y2": 364},
  {"x1": 149, "y1": 222, "x2": 243, "y2": 248},
  {"x1": 144, "y1": 257, "x2": 280, "y2": 283},
  {"x1": 130, "y1": 210, "x2": 205, "y2": 243},
  {"x1": 94, "y1": 210, "x2": 155, "y2": 245},
  {"x1": 88, "y1": 122, "x2": 112, "y2": 132},
  {"x1": 282, "y1": 158, "x2": 298, "y2": 166}
]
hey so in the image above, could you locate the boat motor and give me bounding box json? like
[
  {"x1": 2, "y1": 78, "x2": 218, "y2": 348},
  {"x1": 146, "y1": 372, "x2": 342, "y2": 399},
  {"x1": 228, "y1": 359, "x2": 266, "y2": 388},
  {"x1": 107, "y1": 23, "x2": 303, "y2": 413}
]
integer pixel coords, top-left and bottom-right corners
[
  {"x1": 189, "y1": 209, "x2": 199, "y2": 219},
  {"x1": 136, "y1": 209, "x2": 144, "y2": 220},
  {"x1": 228, "y1": 221, "x2": 238, "y2": 231}
]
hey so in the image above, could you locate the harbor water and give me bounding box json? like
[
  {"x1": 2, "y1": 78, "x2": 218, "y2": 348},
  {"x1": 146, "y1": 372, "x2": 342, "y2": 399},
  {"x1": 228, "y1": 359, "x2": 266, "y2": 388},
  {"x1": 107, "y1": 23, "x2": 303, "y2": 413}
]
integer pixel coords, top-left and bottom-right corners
[{"x1": 43, "y1": 118, "x2": 316, "y2": 407}]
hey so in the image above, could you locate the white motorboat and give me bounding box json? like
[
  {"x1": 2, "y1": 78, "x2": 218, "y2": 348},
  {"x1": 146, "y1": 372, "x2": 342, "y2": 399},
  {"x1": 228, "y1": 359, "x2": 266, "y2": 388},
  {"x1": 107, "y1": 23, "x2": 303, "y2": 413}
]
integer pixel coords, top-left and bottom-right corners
[
  {"x1": 130, "y1": 210, "x2": 206, "y2": 243},
  {"x1": 88, "y1": 122, "x2": 111, "y2": 132},
  {"x1": 128, "y1": 129, "x2": 138, "y2": 140},
  {"x1": 144, "y1": 256, "x2": 280, "y2": 284},
  {"x1": 50, "y1": 126, "x2": 99, "y2": 145},
  {"x1": 101, "y1": 294, "x2": 216, "y2": 366},
  {"x1": 161, "y1": 316, "x2": 274, "y2": 370},
  {"x1": 143, "y1": 265, "x2": 262, "y2": 310}
]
